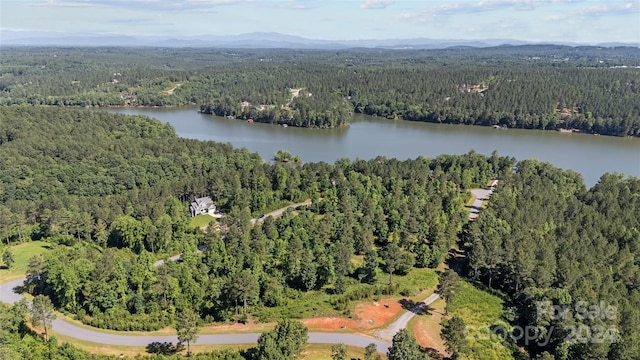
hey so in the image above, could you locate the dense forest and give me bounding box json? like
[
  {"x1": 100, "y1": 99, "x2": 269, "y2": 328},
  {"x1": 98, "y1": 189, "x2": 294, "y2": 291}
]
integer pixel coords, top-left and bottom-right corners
[
  {"x1": 1, "y1": 37, "x2": 639, "y2": 357},
  {"x1": 465, "y1": 162, "x2": 640, "y2": 359},
  {"x1": 1, "y1": 46, "x2": 639, "y2": 136},
  {"x1": 0, "y1": 105, "x2": 506, "y2": 329},
  {"x1": 1, "y1": 105, "x2": 638, "y2": 359}
]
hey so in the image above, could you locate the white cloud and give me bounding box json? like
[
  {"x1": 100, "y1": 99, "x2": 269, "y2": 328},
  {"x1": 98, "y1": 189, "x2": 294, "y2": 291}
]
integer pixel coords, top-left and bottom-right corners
[
  {"x1": 24, "y1": 0, "x2": 101, "y2": 7},
  {"x1": 360, "y1": 0, "x2": 394, "y2": 10},
  {"x1": 572, "y1": 2, "x2": 640, "y2": 16},
  {"x1": 476, "y1": 0, "x2": 541, "y2": 11}
]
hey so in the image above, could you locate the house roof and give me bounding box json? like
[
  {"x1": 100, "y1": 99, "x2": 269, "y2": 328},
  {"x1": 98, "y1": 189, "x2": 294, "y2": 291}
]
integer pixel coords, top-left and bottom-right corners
[{"x1": 193, "y1": 196, "x2": 214, "y2": 206}]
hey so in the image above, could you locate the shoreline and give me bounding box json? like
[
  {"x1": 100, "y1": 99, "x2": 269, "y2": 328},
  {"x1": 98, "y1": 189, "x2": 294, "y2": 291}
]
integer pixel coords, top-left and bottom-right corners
[
  {"x1": 105, "y1": 104, "x2": 637, "y2": 139},
  {"x1": 69, "y1": 104, "x2": 637, "y2": 139}
]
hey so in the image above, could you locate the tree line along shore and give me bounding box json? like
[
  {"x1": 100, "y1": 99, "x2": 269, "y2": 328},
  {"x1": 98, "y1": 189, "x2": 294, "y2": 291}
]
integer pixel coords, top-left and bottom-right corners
[{"x1": 1, "y1": 46, "x2": 639, "y2": 137}]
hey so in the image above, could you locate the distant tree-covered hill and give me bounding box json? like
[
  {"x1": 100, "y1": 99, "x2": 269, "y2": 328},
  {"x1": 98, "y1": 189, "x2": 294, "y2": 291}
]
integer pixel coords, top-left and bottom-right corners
[{"x1": 1, "y1": 46, "x2": 639, "y2": 136}]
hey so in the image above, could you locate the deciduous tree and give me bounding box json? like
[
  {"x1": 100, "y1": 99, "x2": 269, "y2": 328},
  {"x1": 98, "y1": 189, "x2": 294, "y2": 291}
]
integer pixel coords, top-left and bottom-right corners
[
  {"x1": 387, "y1": 329, "x2": 426, "y2": 360},
  {"x1": 331, "y1": 343, "x2": 347, "y2": 360},
  {"x1": 255, "y1": 319, "x2": 308, "y2": 359}
]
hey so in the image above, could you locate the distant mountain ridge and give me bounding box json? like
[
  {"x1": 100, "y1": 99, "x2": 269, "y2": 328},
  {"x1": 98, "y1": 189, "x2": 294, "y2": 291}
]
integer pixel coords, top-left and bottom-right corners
[{"x1": 1, "y1": 30, "x2": 638, "y2": 49}]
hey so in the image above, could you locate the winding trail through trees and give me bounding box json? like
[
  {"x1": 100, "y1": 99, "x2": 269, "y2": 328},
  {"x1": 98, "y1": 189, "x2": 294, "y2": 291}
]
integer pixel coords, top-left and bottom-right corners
[
  {"x1": 0, "y1": 184, "x2": 496, "y2": 353},
  {"x1": 251, "y1": 199, "x2": 312, "y2": 225},
  {"x1": 285, "y1": 88, "x2": 302, "y2": 107}
]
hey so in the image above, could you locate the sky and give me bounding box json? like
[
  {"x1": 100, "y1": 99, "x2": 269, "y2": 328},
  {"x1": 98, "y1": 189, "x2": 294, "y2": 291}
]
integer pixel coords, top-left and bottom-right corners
[{"x1": 1, "y1": 0, "x2": 639, "y2": 44}]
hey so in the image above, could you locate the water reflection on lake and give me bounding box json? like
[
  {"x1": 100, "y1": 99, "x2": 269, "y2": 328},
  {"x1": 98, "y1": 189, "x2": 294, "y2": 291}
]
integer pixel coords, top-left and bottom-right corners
[{"x1": 100, "y1": 107, "x2": 640, "y2": 187}]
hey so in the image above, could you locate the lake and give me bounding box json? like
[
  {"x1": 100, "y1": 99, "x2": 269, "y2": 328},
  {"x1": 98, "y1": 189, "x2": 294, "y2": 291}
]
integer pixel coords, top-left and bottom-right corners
[{"x1": 102, "y1": 107, "x2": 640, "y2": 187}]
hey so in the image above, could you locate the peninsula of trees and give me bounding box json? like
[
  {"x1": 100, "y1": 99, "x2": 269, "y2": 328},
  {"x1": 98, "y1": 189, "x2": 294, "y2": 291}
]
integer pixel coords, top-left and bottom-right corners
[{"x1": 1, "y1": 46, "x2": 639, "y2": 136}]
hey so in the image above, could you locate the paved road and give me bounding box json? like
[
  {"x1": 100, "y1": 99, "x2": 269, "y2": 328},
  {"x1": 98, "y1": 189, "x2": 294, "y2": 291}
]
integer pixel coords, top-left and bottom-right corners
[
  {"x1": 251, "y1": 199, "x2": 312, "y2": 225},
  {"x1": 375, "y1": 182, "x2": 498, "y2": 340},
  {"x1": 0, "y1": 278, "x2": 390, "y2": 352},
  {"x1": 468, "y1": 180, "x2": 498, "y2": 220},
  {"x1": 154, "y1": 245, "x2": 207, "y2": 267},
  {"x1": 374, "y1": 293, "x2": 440, "y2": 341}
]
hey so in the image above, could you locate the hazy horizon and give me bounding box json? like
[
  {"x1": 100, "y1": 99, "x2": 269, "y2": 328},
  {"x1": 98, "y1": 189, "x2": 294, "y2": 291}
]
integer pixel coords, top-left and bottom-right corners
[{"x1": 1, "y1": 0, "x2": 639, "y2": 45}]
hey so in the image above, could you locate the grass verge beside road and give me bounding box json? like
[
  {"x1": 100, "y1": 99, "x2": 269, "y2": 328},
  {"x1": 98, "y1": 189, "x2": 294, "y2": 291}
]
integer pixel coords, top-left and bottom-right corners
[{"x1": 50, "y1": 333, "x2": 383, "y2": 360}]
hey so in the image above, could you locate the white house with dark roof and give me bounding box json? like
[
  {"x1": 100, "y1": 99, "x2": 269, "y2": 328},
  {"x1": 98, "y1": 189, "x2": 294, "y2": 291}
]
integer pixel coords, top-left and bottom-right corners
[{"x1": 190, "y1": 196, "x2": 216, "y2": 217}]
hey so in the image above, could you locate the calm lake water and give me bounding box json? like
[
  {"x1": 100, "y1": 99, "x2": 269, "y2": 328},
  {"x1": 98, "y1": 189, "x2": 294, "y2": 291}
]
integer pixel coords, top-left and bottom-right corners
[{"x1": 102, "y1": 107, "x2": 640, "y2": 187}]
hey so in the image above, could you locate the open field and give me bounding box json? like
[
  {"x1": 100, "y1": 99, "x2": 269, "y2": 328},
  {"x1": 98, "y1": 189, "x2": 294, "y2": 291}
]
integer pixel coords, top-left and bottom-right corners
[
  {"x1": 0, "y1": 241, "x2": 51, "y2": 284},
  {"x1": 448, "y1": 281, "x2": 514, "y2": 360}
]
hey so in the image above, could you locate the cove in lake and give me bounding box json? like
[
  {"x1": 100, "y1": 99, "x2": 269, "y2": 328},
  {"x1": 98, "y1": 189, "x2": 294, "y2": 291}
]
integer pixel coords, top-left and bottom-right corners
[{"x1": 101, "y1": 107, "x2": 639, "y2": 187}]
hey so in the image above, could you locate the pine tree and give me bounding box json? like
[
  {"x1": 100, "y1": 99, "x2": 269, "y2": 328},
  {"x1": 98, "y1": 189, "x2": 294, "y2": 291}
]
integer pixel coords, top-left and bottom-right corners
[{"x1": 176, "y1": 307, "x2": 200, "y2": 356}]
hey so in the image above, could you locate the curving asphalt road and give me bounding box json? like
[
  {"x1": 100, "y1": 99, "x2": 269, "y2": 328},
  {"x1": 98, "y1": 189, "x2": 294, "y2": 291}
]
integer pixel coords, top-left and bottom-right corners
[{"x1": 0, "y1": 278, "x2": 389, "y2": 351}]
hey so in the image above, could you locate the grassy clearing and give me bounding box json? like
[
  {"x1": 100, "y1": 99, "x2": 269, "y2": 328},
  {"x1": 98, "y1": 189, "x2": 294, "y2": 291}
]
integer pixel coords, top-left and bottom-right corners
[
  {"x1": 448, "y1": 281, "x2": 513, "y2": 360},
  {"x1": 254, "y1": 268, "x2": 438, "y2": 323},
  {"x1": 253, "y1": 290, "x2": 342, "y2": 321},
  {"x1": 163, "y1": 83, "x2": 181, "y2": 95},
  {"x1": 0, "y1": 241, "x2": 51, "y2": 284},
  {"x1": 382, "y1": 268, "x2": 438, "y2": 297},
  {"x1": 465, "y1": 193, "x2": 477, "y2": 207},
  {"x1": 189, "y1": 214, "x2": 216, "y2": 228}
]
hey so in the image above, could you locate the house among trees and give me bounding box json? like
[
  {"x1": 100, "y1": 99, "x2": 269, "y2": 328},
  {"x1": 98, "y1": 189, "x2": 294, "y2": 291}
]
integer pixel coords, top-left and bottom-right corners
[{"x1": 190, "y1": 196, "x2": 216, "y2": 217}]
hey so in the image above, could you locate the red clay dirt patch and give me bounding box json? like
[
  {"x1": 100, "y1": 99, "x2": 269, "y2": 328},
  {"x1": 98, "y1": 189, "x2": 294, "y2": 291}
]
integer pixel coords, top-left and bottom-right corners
[
  {"x1": 303, "y1": 317, "x2": 360, "y2": 332},
  {"x1": 354, "y1": 297, "x2": 405, "y2": 329},
  {"x1": 411, "y1": 299, "x2": 449, "y2": 358},
  {"x1": 302, "y1": 297, "x2": 408, "y2": 332}
]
